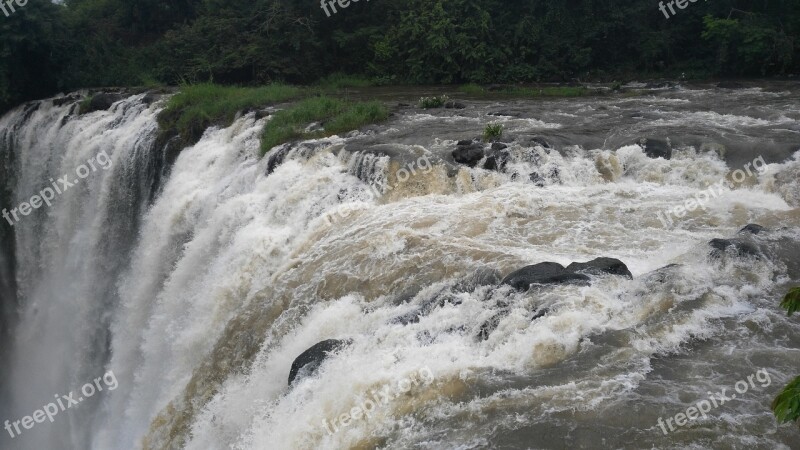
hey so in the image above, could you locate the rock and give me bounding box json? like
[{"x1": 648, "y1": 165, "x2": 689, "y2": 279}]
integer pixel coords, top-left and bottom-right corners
[
  {"x1": 488, "y1": 110, "x2": 522, "y2": 117},
  {"x1": 84, "y1": 93, "x2": 124, "y2": 113},
  {"x1": 502, "y1": 262, "x2": 590, "y2": 291},
  {"x1": 288, "y1": 339, "x2": 352, "y2": 386},
  {"x1": 739, "y1": 224, "x2": 765, "y2": 235},
  {"x1": 142, "y1": 92, "x2": 162, "y2": 106},
  {"x1": 709, "y1": 238, "x2": 761, "y2": 258},
  {"x1": 478, "y1": 310, "x2": 510, "y2": 340},
  {"x1": 527, "y1": 136, "x2": 553, "y2": 149},
  {"x1": 529, "y1": 172, "x2": 545, "y2": 187},
  {"x1": 457, "y1": 139, "x2": 475, "y2": 146},
  {"x1": 52, "y1": 94, "x2": 81, "y2": 107},
  {"x1": 566, "y1": 257, "x2": 633, "y2": 279},
  {"x1": 444, "y1": 101, "x2": 466, "y2": 109},
  {"x1": 491, "y1": 142, "x2": 508, "y2": 151},
  {"x1": 483, "y1": 149, "x2": 510, "y2": 172},
  {"x1": 717, "y1": 81, "x2": 746, "y2": 89},
  {"x1": 453, "y1": 143, "x2": 485, "y2": 167},
  {"x1": 637, "y1": 137, "x2": 672, "y2": 160}
]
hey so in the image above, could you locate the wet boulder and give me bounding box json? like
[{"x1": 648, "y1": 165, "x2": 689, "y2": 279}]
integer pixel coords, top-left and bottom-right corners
[
  {"x1": 637, "y1": 137, "x2": 672, "y2": 160},
  {"x1": 444, "y1": 100, "x2": 466, "y2": 109},
  {"x1": 709, "y1": 238, "x2": 761, "y2": 258},
  {"x1": 288, "y1": 339, "x2": 352, "y2": 386},
  {"x1": 84, "y1": 93, "x2": 124, "y2": 113},
  {"x1": 502, "y1": 262, "x2": 590, "y2": 291},
  {"x1": 566, "y1": 257, "x2": 633, "y2": 279},
  {"x1": 453, "y1": 142, "x2": 485, "y2": 167},
  {"x1": 739, "y1": 224, "x2": 765, "y2": 235}
]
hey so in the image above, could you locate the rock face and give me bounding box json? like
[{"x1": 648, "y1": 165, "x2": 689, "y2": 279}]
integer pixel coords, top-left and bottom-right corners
[
  {"x1": 452, "y1": 141, "x2": 485, "y2": 167},
  {"x1": 566, "y1": 257, "x2": 633, "y2": 279},
  {"x1": 288, "y1": 339, "x2": 352, "y2": 386},
  {"x1": 637, "y1": 137, "x2": 672, "y2": 160}
]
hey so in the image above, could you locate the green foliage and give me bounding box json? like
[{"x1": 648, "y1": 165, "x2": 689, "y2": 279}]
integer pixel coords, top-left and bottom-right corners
[
  {"x1": 772, "y1": 376, "x2": 800, "y2": 424},
  {"x1": 459, "y1": 84, "x2": 485, "y2": 95},
  {"x1": 780, "y1": 287, "x2": 800, "y2": 317},
  {"x1": 158, "y1": 83, "x2": 301, "y2": 146},
  {"x1": 483, "y1": 123, "x2": 503, "y2": 141},
  {"x1": 418, "y1": 95, "x2": 449, "y2": 109},
  {"x1": 260, "y1": 97, "x2": 388, "y2": 155}
]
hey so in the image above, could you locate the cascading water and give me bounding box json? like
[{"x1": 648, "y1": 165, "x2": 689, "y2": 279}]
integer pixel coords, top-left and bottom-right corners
[{"x1": 1, "y1": 84, "x2": 799, "y2": 449}]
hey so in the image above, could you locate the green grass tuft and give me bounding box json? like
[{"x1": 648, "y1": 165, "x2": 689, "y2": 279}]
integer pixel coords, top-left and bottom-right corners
[
  {"x1": 459, "y1": 84, "x2": 486, "y2": 95},
  {"x1": 780, "y1": 287, "x2": 800, "y2": 316},
  {"x1": 418, "y1": 95, "x2": 449, "y2": 109},
  {"x1": 483, "y1": 123, "x2": 503, "y2": 141},
  {"x1": 260, "y1": 97, "x2": 388, "y2": 155},
  {"x1": 158, "y1": 83, "x2": 302, "y2": 146}
]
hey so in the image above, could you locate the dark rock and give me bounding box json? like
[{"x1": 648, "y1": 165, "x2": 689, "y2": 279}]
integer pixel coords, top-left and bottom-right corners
[
  {"x1": 84, "y1": 93, "x2": 124, "y2": 113},
  {"x1": 502, "y1": 262, "x2": 590, "y2": 291},
  {"x1": 528, "y1": 136, "x2": 553, "y2": 149},
  {"x1": 529, "y1": 172, "x2": 545, "y2": 187},
  {"x1": 289, "y1": 339, "x2": 352, "y2": 385},
  {"x1": 444, "y1": 101, "x2": 466, "y2": 109},
  {"x1": 478, "y1": 310, "x2": 510, "y2": 340},
  {"x1": 739, "y1": 224, "x2": 765, "y2": 235},
  {"x1": 142, "y1": 92, "x2": 162, "y2": 106},
  {"x1": 484, "y1": 149, "x2": 510, "y2": 172},
  {"x1": 531, "y1": 308, "x2": 549, "y2": 321},
  {"x1": 717, "y1": 81, "x2": 746, "y2": 90},
  {"x1": 566, "y1": 257, "x2": 633, "y2": 279},
  {"x1": 709, "y1": 238, "x2": 761, "y2": 258},
  {"x1": 453, "y1": 143, "x2": 485, "y2": 167},
  {"x1": 637, "y1": 137, "x2": 672, "y2": 160},
  {"x1": 52, "y1": 95, "x2": 81, "y2": 107},
  {"x1": 457, "y1": 139, "x2": 475, "y2": 146},
  {"x1": 491, "y1": 142, "x2": 508, "y2": 151}
]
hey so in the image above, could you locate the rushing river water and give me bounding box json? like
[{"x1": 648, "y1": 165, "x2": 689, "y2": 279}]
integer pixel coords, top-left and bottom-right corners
[{"x1": 0, "y1": 83, "x2": 799, "y2": 449}]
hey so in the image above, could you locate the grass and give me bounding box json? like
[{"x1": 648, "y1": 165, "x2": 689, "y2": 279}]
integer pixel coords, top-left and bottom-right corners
[
  {"x1": 158, "y1": 83, "x2": 302, "y2": 146},
  {"x1": 260, "y1": 96, "x2": 388, "y2": 155},
  {"x1": 483, "y1": 123, "x2": 504, "y2": 141},
  {"x1": 780, "y1": 287, "x2": 800, "y2": 316},
  {"x1": 419, "y1": 95, "x2": 449, "y2": 109},
  {"x1": 459, "y1": 84, "x2": 590, "y2": 98}
]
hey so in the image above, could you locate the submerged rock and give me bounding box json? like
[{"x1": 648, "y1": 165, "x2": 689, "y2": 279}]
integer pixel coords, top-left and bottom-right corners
[
  {"x1": 739, "y1": 224, "x2": 765, "y2": 235},
  {"x1": 566, "y1": 257, "x2": 633, "y2": 279},
  {"x1": 84, "y1": 93, "x2": 124, "y2": 113},
  {"x1": 288, "y1": 339, "x2": 352, "y2": 386},
  {"x1": 709, "y1": 238, "x2": 761, "y2": 258},
  {"x1": 637, "y1": 137, "x2": 672, "y2": 160}
]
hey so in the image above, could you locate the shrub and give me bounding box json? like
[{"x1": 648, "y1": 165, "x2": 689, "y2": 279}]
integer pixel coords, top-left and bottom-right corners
[
  {"x1": 772, "y1": 376, "x2": 800, "y2": 424},
  {"x1": 418, "y1": 95, "x2": 449, "y2": 109},
  {"x1": 483, "y1": 123, "x2": 503, "y2": 141},
  {"x1": 780, "y1": 287, "x2": 800, "y2": 316}
]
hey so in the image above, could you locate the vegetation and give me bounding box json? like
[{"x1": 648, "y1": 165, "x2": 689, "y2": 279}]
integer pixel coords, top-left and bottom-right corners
[
  {"x1": 483, "y1": 123, "x2": 503, "y2": 141},
  {"x1": 260, "y1": 97, "x2": 388, "y2": 155},
  {"x1": 2, "y1": 1, "x2": 800, "y2": 113},
  {"x1": 419, "y1": 95, "x2": 449, "y2": 109},
  {"x1": 779, "y1": 287, "x2": 800, "y2": 316},
  {"x1": 772, "y1": 287, "x2": 800, "y2": 426},
  {"x1": 157, "y1": 84, "x2": 301, "y2": 145}
]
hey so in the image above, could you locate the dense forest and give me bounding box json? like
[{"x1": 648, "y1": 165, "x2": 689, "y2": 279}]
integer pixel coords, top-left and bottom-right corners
[{"x1": 1, "y1": 0, "x2": 799, "y2": 112}]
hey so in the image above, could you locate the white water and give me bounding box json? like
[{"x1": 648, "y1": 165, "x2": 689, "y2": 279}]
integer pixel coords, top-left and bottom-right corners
[{"x1": 1, "y1": 87, "x2": 799, "y2": 449}]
